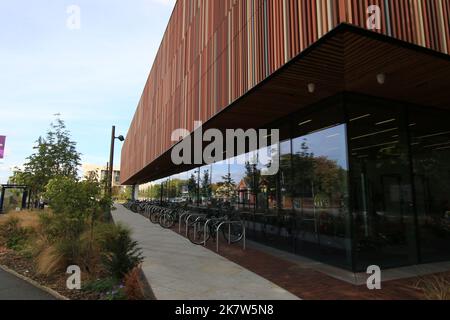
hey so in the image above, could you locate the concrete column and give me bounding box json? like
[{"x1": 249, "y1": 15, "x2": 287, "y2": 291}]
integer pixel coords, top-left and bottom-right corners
[
  {"x1": 132, "y1": 184, "x2": 139, "y2": 201},
  {"x1": 135, "y1": 184, "x2": 140, "y2": 200}
]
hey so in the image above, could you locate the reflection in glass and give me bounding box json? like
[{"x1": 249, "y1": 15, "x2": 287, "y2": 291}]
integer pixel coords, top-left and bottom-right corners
[
  {"x1": 348, "y1": 101, "x2": 417, "y2": 271},
  {"x1": 135, "y1": 95, "x2": 450, "y2": 271},
  {"x1": 292, "y1": 124, "x2": 351, "y2": 267},
  {"x1": 409, "y1": 107, "x2": 450, "y2": 263}
]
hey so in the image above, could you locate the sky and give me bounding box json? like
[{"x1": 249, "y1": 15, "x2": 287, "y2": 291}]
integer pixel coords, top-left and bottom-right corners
[{"x1": 0, "y1": 0, "x2": 176, "y2": 183}]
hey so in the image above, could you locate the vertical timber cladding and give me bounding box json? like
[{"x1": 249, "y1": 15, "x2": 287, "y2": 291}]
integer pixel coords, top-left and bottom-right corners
[{"x1": 121, "y1": 0, "x2": 450, "y2": 185}]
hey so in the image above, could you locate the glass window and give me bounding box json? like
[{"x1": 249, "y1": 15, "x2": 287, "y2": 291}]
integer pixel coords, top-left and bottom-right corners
[
  {"x1": 409, "y1": 106, "x2": 450, "y2": 263},
  {"x1": 347, "y1": 99, "x2": 417, "y2": 271},
  {"x1": 292, "y1": 123, "x2": 351, "y2": 267},
  {"x1": 279, "y1": 140, "x2": 292, "y2": 211},
  {"x1": 199, "y1": 166, "x2": 212, "y2": 205},
  {"x1": 185, "y1": 169, "x2": 200, "y2": 205},
  {"x1": 228, "y1": 154, "x2": 248, "y2": 209}
]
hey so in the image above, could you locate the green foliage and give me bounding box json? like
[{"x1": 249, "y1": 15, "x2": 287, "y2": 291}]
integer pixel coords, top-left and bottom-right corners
[
  {"x1": 187, "y1": 174, "x2": 198, "y2": 200},
  {"x1": 9, "y1": 118, "x2": 81, "y2": 200},
  {"x1": 45, "y1": 176, "x2": 108, "y2": 218},
  {"x1": 115, "y1": 186, "x2": 132, "y2": 202},
  {"x1": 0, "y1": 217, "x2": 30, "y2": 251},
  {"x1": 104, "y1": 287, "x2": 127, "y2": 300},
  {"x1": 82, "y1": 277, "x2": 127, "y2": 300},
  {"x1": 215, "y1": 172, "x2": 236, "y2": 201},
  {"x1": 39, "y1": 175, "x2": 111, "y2": 269},
  {"x1": 140, "y1": 184, "x2": 161, "y2": 200},
  {"x1": 96, "y1": 223, "x2": 144, "y2": 280},
  {"x1": 201, "y1": 169, "x2": 212, "y2": 199},
  {"x1": 83, "y1": 277, "x2": 118, "y2": 293}
]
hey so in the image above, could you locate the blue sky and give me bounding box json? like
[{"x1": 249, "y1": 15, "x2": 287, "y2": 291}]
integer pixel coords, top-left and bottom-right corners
[{"x1": 0, "y1": 0, "x2": 176, "y2": 183}]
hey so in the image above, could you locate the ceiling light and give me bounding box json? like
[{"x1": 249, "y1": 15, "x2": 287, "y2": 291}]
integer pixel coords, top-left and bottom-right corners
[
  {"x1": 351, "y1": 128, "x2": 398, "y2": 140},
  {"x1": 377, "y1": 73, "x2": 386, "y2": 85},
  {"x1": 424, "y1": 141, "x2": 450, "y2": 148},
  {"x1": 350, "y1": 114, "x2": 371, "y2": 122},
  {"x1": 298, "y1": 120, "x2": 312, "y2": 126},
  {"x1": 307, "y1": 83, "x2": 316, "y2": 93},
  {"x1": 418, "y1": 130, "x2": 450, "y2": 139},
  {"x1": 435, "y1": 146, "x2": 450, "y2": 151},
  {"x1": 352, "y1": 140, "x2": 399, "y2": 152},
  {"x1": 376, "y1": 119, "x2": 396, "y2": 125}
]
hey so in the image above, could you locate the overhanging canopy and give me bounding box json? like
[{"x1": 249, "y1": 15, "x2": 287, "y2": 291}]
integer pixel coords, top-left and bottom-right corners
[{"x1": 123, "y1": 24, "x2": 450, "y2": 185}]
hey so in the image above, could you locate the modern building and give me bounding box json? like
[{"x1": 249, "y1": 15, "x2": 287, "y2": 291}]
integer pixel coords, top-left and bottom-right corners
[
  {"x1": 121, "y1": 0, "x2": 450, "y2": 272},
  {"x1": 82, "y1": 163, "x2": 121, "y2": 187}
]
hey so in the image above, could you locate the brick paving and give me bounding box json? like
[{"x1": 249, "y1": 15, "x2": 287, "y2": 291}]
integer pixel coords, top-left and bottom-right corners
[{"x1": 170, "y1": 227, "x2": 437, "y2": 300}]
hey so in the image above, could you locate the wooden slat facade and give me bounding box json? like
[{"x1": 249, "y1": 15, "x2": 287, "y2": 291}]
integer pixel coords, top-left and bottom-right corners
[{"x1": 121, "y1": 0, "x2": 450, "y2": 185}]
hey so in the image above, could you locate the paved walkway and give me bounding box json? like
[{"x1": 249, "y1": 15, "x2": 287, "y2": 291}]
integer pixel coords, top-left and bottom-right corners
[
  {"x1": 112, "y1": 205, "x2": 299, "y2": 300},
  {"x1": 0, "y1": 268, "x2": 55, "y2": 300}
]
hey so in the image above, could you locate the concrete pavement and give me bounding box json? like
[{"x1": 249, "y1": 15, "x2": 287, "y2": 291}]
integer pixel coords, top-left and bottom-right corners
[
  {"x1": 0, "y1": 268, "x2": 56, "y2": 300},
  {"x1": 112, "y1": 205, "x2": 299, "y2": 300}
]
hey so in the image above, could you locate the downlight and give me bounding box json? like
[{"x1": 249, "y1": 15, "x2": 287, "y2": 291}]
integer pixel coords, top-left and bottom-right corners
[{"x1": 377, "y1": 73, "x2": 386, "y2": 85}]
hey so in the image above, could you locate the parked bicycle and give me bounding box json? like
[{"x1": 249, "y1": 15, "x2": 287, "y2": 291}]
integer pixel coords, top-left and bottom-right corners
[{"x1": 187, "y1": 207, "x2": 245, "y2": 245}]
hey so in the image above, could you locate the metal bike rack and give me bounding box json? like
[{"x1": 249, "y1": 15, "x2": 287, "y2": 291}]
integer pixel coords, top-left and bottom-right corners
[
  {"x1": 203, "y1": 218, "x2": 224, "y2": 246},
  {"x1": 215, "y1": 221, "x2": 246, "y2": 253},
  {"x1": 178, "y1": 211, "x2": 191, "y2": 233},
  {"x1": 185, "y1": 213, "x2": 206, "y2": 236},
  {"x1": 191, "y1": 215, "x2": 207, "y2": 240}
]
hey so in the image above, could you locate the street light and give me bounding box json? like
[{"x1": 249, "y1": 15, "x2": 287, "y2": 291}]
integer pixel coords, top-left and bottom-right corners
[{"x1": 108, "y1": 125, "x2": 124, "y2": 199}]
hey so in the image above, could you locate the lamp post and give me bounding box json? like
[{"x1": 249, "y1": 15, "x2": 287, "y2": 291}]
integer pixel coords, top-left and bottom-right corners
[{"x1": 108, "y1": 125, "x2": 124, "y2": 200}]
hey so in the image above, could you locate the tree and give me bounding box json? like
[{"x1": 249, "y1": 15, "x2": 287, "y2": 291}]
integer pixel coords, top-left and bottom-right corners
[
  {"x1": 201, "y1": 170, "x2": 212, "y2": 199},
  {"x1": 187, "y1": 174, "x2": 198, "y2": 201},
  {"x1": 244, "y1": 161, "x2": 261, "y2": 195},
  {"x1": 215, "y1": 172, "x2": 236, "y2": 201},
  {"x1": 10, "y1": 118, "x2": 81, "y2": 203},
  {"x1": 41, "y1": 174, "x2": 112, "y2": 271}
]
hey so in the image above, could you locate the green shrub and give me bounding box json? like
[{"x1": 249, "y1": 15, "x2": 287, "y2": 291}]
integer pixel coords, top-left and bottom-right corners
[
  {"x1": 96, "y1": 223, "x2": 143, "y2": 280},
  {"x1": 38, "y1": 175, "x2": 111, "y2": 273},
  {"x1": 83, "y1": 277, "x2": 118, "y2": 293},
  {"x1": 39, "y1": 211, "x2": 87, "y2": 243},
  {"x1": 83, "y1": 277, "x2": 126, "y2": 300},
  {"x1": 0, "y1": 217, "x2": 30, "y2": 251}
]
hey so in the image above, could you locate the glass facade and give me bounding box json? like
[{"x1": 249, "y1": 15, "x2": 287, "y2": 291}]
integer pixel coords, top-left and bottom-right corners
[{"x1": 140, "y1": 94, "x2": 450, "y2": 272}]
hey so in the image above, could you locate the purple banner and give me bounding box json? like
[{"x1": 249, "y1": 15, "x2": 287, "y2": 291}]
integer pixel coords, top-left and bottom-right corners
[{"x1": 0, "y1": 136, "x2": 5, "y2": 159}]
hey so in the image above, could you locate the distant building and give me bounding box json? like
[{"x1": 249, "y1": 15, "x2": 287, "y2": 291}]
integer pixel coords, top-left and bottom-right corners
[{"x1": 81, "y1": 164, "x2": 121, "y2": 187}]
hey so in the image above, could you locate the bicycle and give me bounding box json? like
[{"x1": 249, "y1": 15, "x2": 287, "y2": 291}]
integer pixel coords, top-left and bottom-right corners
[{"x1": 187, "y1": 208, "x2": 245, "y2": 245}]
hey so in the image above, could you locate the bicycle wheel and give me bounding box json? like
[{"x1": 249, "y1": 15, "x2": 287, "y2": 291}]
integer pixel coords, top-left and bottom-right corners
[
  {"x1": 150, "y1": 211, "x2": 160, "y2": 224},
  {"x1": 222, "y1": 221, "x2": 245, "y2": 244},
  {"x1": 187, "y1": 219, "x2": 209, "y2": 245},
  {"x1": 160, "y1": 213, "x2": 175, "y2": 229}
]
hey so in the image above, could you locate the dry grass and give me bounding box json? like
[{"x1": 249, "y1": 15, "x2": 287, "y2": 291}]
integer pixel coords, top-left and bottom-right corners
[
  {"x1": 0, "y1": 210, "x2": 44, "y2": 229},
  {"x1": 0, "y1": 209, "x2": 68, "y2": 275},
  {"x1": 415, "y1": 274, "x2": 450, "y2": 300},
  {"x1": 34, "y1": 243, "x2": 66, "y2": 275}
]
